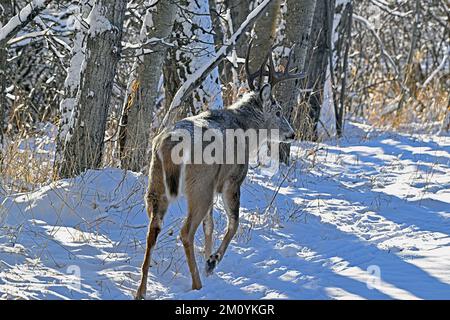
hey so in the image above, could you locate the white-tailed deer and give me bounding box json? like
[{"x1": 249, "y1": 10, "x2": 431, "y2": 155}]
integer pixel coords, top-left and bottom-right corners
[{"x1": 135, "y1": 43, "x2": 304, "y2": 299}]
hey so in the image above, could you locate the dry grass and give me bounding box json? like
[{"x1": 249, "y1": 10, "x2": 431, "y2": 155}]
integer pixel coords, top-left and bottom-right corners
[
  {"x1": 0, "y1": 127, "x2": 55, "y2": 193},
  {"x1": 362, "y1": 74, "x2": 449, "y2": 132}
]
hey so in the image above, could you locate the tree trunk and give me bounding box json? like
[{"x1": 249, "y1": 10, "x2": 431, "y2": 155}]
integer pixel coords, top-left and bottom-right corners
[
  {"x1": 118, "y1": 1, "x2": 177, "y2": 172},
  {"x1": 303, "y1": 0, "x2": 336, "y2": 139},
  {"x1": 396, "y1": 0, "x2": 420, "y2": 118},
  {"x1": 231, "y1": 0, "x2": 254, "y2": 58},
  {"x1": 274, "y1": 0, "x2": 317, "y2": 163},
  {"x1": 0, "y1": 0, "x2": 13, "y2": 157},
  {"x1": 163, "y1": 0, "x2": 223, "y2": 122},
  {"x1": 208, "y1": 0, "x2": 225, "y2": 71},
  {"x1": 331, "y1": 0, "x2": 353, "y2": 137},
  {"x1": 440, "y1": 103, "x2": 450, "y2": 134},
  {"x1": 249, "y1": 0, "x2": 281, "y2": 81},
  {"x1": 55, "y1": 0, "x2": 92, "y2": 172},
  {"x1": 209, "y1": 0, "x2": 252, "y2": 103},
  {"x1": 56, "y1": 0, "x2": 126, "y2": 178}
]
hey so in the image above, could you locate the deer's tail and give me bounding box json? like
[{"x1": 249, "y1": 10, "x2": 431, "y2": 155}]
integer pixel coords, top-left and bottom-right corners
[{"x1": 158, "y1": 142, "x2": 181, "y2": 199}]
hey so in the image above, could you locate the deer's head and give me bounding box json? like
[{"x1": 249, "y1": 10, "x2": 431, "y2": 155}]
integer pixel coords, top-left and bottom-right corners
[{"x1": 245, "y1": 42, "x2": 305, "y2": 143}]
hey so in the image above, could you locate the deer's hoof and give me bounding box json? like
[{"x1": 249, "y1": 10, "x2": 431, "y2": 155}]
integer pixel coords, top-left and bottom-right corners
[
  {"x1": 192, "y1": 282, "x2": 203, "y2": 290},
  {"x1": 134, "y1": 293, "x2": 145, "y2": 300},
  {"x1": 205, "y1": 254, "x2": 220, "y2": 276}
]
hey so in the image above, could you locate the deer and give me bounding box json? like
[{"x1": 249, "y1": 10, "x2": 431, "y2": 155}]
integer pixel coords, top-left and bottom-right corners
[{"x1": 135, "y1": 43, "x2": 304, "y2": 299}]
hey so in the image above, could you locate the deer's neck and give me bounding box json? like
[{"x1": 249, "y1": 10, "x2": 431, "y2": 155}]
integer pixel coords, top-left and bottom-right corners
[{"x1": 229, "y1": 94, "x2": 265, "y2": 131}]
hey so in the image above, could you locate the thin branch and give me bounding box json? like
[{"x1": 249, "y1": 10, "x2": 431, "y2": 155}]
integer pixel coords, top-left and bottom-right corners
[
  {"x1": 422, "y1": 49, "x2": 449, "y2": 88},
  {"x1": 369, "y1": 0, "x2": 412, "y2": 18},
  {"x1": 160, "y1": 0, "x2": 275, "y2": 129},
  {"x1": 0, "y1": 0, "x2": 53, "y2": 48},
  {"x1": 353, "y1": 14, "x2": 399, "y2": 77}
]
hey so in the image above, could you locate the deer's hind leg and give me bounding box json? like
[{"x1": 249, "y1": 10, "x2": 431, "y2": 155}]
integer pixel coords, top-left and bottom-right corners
[
  {"x1": 135, "y1": 191, "x2": 168, "y2": 299},
  {"x1": 181, "y1": 182, "x2": 214, "y2": 290},
  {"x1": 135, "y1": 156, "x2": 169, "y2": 300}
]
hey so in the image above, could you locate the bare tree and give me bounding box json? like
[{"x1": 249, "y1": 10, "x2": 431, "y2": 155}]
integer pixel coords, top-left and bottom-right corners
[
  {"x1": 395, "y1": 0, "x2": 421, "y2": 117},
  {"x1": 303, "y1": 0, "x2": 336, "y2": 139},
  {"x1": 159, "y1": 0, "x2": 277, "y2": 127},
  {"x1": 274, "y1": 0, "x2": 317, "y2": 162},
  {"x1": 0, "y1": 0, "x2": 13, "y2": 153},
  {"x1": 209, "y1": 0, "x2": 259, "y2": 93},
  {"x1": 55, "y1": 0, "x2": 92, "y2": 170},
  {"x1": 330, "y1": 0, "x2": 352, "y2": 137},
  {"x1": 209, "y1": 0, "x2": 254, "y2": 104},
  {"x1": 163, "y1": 0, "x2": 223, "y2": 124},
  {"x1": 440, "y1": 101, "x2": 450, "y2": 134},
  {"x1": 0, "y1": 0, "x2": 52, "y2": 47},
  {"x1": 117, "y1": 0, "x2": 177, "y2": 172},
  {"x1": 56, "y1": 0, "x2": 127, "y2": 178},
  {"x1": 248, "y1": 0, "x2": 281, "y2": 83}
]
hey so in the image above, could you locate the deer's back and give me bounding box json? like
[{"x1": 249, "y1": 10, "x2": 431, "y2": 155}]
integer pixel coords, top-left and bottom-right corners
[{"x1": 149, "y1": 109, "x2": 248, "y2": 199}]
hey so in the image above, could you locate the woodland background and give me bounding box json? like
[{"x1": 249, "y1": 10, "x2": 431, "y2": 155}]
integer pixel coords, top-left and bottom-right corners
[
  {"x1": 0, "y1": 0, "x2": 448, "y2": 191},
  {"x1": 0, "y1": 0, "x2": 449, "y2": 300}
]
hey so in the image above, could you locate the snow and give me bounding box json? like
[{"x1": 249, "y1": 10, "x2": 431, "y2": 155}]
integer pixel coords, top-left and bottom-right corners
[
  {"x1": 318, "y1": 71, "x2": 337, "y2": 138},
  {"x1": 58, "y1": 1, "x2": 92, "y2": 147},
  {"x1": 171, "y1": 0, "x2": 223, "y2": 112},
  {"x1": 164, "y1": 0, "x2": 273, "y2": 127},
  {"x1": 1, "y1": 122, "x2": 449, "y2": 299},
  {"x1": 0, "y1": 0, "x2": 50, "y2": 45},
  {"x1": 86, "y1": 3, "x2": 112, "y2": 36}
]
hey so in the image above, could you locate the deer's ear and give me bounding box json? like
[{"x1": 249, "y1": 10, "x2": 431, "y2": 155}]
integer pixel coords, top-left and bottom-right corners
[{"x1": 259, "y1": 83, "x2": 272, "y2": 107}]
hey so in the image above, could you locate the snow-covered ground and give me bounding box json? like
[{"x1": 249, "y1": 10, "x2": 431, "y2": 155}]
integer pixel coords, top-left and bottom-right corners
[{"x1": 0, "y1": 122, "x2": 449, "y2": 299}]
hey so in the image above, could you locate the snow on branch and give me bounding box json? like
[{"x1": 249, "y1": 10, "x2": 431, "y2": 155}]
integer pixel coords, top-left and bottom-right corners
[
  {"x1": 122, "y1": 37, "x2": 175, "y2": 52},
  {"x1": 6, "y1": 29, "x2": 50, "y2": 46},
  {"x1": 0, "y1": 0, "x2": 52, "y2": 48},
  {"x1": 160, "y1": 0, "x2": 274, "y2": 128},
  {"x1": 369, "y1": 0, "x2": 412, "y2": 18}
]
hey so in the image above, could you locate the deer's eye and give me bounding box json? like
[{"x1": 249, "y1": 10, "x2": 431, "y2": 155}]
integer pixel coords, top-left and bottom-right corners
[{"x1": 275, "y1": 110, "x2": 281, "y2": 117}]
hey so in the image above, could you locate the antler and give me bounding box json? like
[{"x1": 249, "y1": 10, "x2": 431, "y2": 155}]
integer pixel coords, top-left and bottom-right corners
[
  {"x1": 268, "y1": 45, "x2": 306, "y2": 88},
  {"x1": 245, "y1": 41, "x2": 306, "y2": 91},
  {"x1": 245, "y1": 40, "x2": 268, "y2": 90}
]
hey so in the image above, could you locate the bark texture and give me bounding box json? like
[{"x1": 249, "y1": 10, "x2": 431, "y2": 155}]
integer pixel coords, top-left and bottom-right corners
[
  {"x1": 118, "y1": 0, "x2": 177, "y2": 172},
  {"x1": 56, "y1": 0, "x2": 126, "y2": 178},
  {"x1": 331, "y1": 0, "x2": 352, "y2": 137},
  {"x1": 0, "y1": 0, "x2": 13, "y2": 152},
  {"x1": 275, "y1": 0, "x2": 317, "y2": 131},
  {"x1": 303, "y1": 0, "x2": 336, "y2": 139},
  {"x1": 274, "y1": 0, "x2": 317, "y2": 162},
  {"x1": 248, "y1": 0, "x2": 281, "y2": 85}
]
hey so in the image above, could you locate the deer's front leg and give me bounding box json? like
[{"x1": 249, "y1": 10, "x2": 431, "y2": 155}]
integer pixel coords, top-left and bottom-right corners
[{"x1": 206, "y1": 185, "x2": 240, "y2": 276}]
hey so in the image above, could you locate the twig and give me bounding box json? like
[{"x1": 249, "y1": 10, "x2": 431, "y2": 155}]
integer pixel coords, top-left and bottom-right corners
[
  {"x1": 422, "y1": 49, "x2": 449, "y2": 88},
  {"x1": 0, "y1": 0, "x2": 53, "y2": 47}
]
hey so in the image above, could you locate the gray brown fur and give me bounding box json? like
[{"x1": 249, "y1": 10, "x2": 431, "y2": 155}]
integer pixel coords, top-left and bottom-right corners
[
  {"x1": 134, "y1": 39, "x2": 304, "y2": 298},
  {"x1": 135, "y1": 84, "x2": 295, "y2": 299}
]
